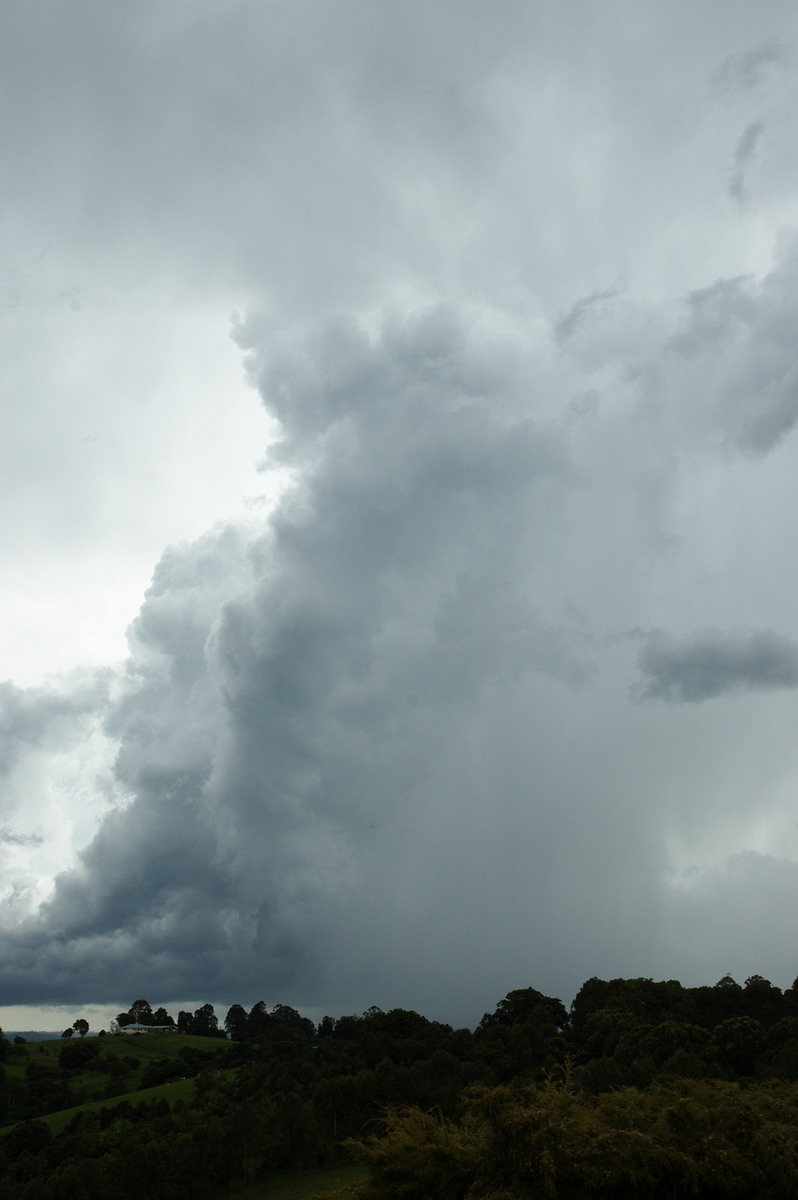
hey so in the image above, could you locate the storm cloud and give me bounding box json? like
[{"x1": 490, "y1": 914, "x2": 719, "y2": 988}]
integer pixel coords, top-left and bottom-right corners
[
  {"x1": 3, "y1": 1, "x2": 798, "y2": 1026},
  {"x1": 7, "y1": 271, "x2": 798, "y2": 1019},
  {"x1": 633, "y1": 629, "x2": 798, "y2": 703},
  {"x1": 2, "y1": 307, "x2": 596, "y2": 1008}
]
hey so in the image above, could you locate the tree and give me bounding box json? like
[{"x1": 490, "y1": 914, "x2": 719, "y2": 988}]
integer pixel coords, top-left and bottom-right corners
[
  {"x1": 480, "y1": 987, "x2": 569, "y2": 1033},
  {"x1": 73, "y1": 1018, "x2": 89, "y2": 1039},
  {"x1": 224, "y1": 1004, "x2": 248, "y2": 1040},
  {"x1": 709, "y1": 1016, "x2": 764, "y2": 1076},
  {"x1": 246, "y1": 1000, "x2": 273, "y2": 1039},
  {"x1": 190, "y1": 1003, "x2": 221, "y2": 1037},
  {"x1": 637, "y1": 1020, "x2": 709, "y2": 1069},
  {"x1": 710, "y1": 975, "x2": 745, "y2": 1023},
  {"x1": 743, "y1": 975, "x2": 783, "y2": 1026},
  {"x1": 62, "y1": 1028, "x2": 74, "y2": 1039},
  {"x1": 130, "y1": 999, "x2": 154, "y2": 1025},
  {"x1": 59, "y1": 1038, "x2": 97, "y2": 1069},
  {"x1": 570, "y1": 977, "x2": 612, "y2": 1038},
  {"x1": 151, "y1": 1007, "x2": 175, "y2": 1028},
  {"x1": 270, "y1": 1004, "x2": 315, "y2": 1039}
]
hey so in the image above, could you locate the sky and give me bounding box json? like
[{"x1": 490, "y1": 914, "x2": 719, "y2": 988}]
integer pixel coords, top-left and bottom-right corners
[{"x1": 2, "y1": 0, "x2": 798, "y2": 1034}]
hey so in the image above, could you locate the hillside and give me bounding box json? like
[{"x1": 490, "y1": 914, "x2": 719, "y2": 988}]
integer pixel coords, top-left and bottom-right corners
[{"x1": 3, "y1": 976, "x2": 798, "y2": 1198}]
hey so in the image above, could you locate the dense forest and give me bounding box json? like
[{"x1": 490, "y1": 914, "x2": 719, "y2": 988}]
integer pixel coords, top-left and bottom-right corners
[{"x1": 4, "y1": 973, "x2": 798, "y2": 1197}]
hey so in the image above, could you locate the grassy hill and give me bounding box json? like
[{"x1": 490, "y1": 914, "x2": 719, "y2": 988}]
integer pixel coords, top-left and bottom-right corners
[
  {"x1": 17, "y1": 1075, "x2": 203, "y2": 1136},
  {"x1": 3, "y1": 1031, "x2": 233, "y2": 1126},
  {"x1": 2, "y1": 1033, "x2": 366, "y2": 1199}
]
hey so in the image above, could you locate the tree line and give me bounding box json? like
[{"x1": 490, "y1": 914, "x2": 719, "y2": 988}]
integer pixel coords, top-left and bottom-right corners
[{"x1": 4, "y1": 971, "x2": 798, "y2": 1197}]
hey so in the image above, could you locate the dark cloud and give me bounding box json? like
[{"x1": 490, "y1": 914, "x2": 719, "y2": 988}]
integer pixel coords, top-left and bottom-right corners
[
  {"x1": 633, "y1": 629, "x2": 798, "y2": 703},
  {"x1": 712, "y1": 38, "x2": 788, "y2": 92},
  {"x1": 0, "y1": 828, "x2": 43, "y2": 847},
  {"x1": 668, "y1": 276, "x2": 757, "y2": 355},
  {"x1": 729, "y1": 120, "x2": 765, "y2": 206},
  {"x1": 554, "y1": 286, "x2": 623, "y2": 344},
  {"x1": 657, "y1": 245, "x2": 798, "y2": 453}
]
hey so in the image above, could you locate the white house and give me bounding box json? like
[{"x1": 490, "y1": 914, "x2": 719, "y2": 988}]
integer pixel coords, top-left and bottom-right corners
[{"x1": 120, "y1": 1022, "x2": 178, "y2": 1034}]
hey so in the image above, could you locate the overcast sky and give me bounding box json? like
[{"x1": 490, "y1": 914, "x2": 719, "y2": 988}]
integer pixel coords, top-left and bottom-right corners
[{"x1": 3, "y1": 0, "x2": 798, "y2": 1033}]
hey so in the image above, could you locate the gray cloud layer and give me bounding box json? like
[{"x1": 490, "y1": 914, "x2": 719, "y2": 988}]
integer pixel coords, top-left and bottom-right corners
[{"x1": 3, "y1": 1, "x2": 798, "y2": 1024}]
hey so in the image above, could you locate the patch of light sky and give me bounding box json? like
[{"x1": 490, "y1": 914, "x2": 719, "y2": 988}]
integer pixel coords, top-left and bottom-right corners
[{"x1": 1, "y1": 288, "x2": 278, "y2": 687}]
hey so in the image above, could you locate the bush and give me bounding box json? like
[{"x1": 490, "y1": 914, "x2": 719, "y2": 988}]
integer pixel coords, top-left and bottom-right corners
[{"x1": 347, "y1": 1079, "x2": 798, "y2": 1200}]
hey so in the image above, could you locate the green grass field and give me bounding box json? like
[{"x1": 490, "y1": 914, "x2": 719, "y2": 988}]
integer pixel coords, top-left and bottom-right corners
[
  {"x1": 30, "y1": 1075, "x2": 204, "y2": 1136},
  {"x1": 3, "y1": 1033, "x2": 234, "y2": 1132},
  {"x1": 8, "y1": 1032, "x2": 231, "y2": 1073}
]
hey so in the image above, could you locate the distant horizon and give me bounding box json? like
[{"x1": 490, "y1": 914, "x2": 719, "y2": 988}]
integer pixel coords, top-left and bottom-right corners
[{"x1": 5, "y1": 967, "x2": 797, "y2": 1041}]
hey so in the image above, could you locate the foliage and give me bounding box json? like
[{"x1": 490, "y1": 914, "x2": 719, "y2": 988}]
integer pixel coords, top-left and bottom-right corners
[
  {"x1": 209, "y1": 1160, "x2": 368, "y2": 1200},
  {"x1": 348, "y1": 1079, "x2": 798, "y2": 1200},
  {"x1": 7, "y1": 974, "x2": 798, "y2": 1196},
  {"x1": 479, "y1": 986, "x2": 569, "y2": 1033}
]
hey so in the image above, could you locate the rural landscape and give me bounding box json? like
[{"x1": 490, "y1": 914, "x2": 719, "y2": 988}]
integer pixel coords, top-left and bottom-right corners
[{"x1": 4, "y1": 973, "x2": 798, "y2": 1197}]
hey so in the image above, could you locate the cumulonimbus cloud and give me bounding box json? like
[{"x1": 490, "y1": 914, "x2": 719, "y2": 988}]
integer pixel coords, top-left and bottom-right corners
[
  {"x1": 5, "y1": 243, "x2": 798, "y2": 1018},
  {"x1": 0, "y1": 305, "x2": 597, "y2": 1008}
]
